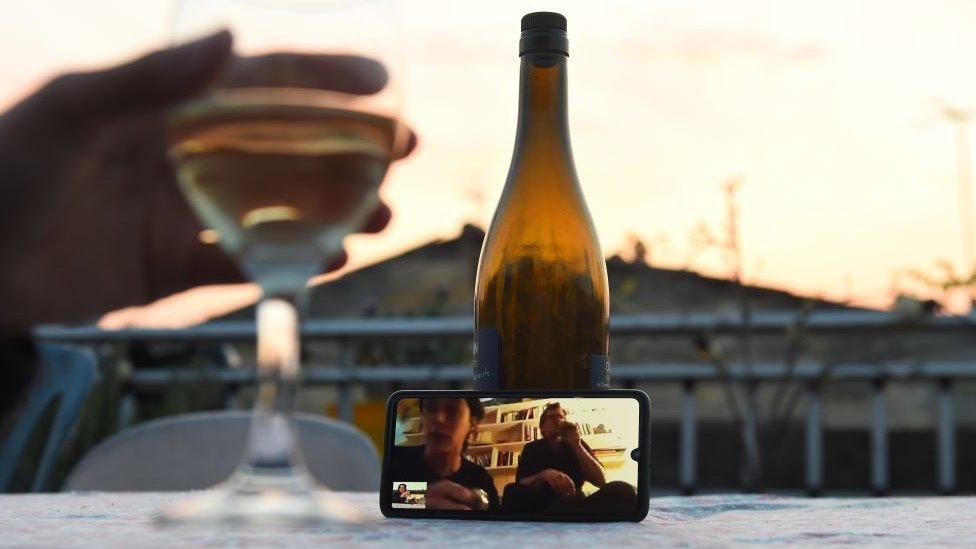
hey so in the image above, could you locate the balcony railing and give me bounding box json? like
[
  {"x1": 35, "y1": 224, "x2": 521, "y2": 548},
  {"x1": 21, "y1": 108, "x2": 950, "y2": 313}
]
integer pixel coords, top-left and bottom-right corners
[{"x1": 34, "y1": 310, "x2": 976, "y2": 495}]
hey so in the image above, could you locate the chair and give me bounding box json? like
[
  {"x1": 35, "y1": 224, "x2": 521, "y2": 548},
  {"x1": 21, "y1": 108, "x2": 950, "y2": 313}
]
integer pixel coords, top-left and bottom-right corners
[
  {"x1": 63, "y1": 411, "x2": 380, "y2": 492},
  {"x1": 0, "y1": 344, "x2": 99, "y2": 492}
]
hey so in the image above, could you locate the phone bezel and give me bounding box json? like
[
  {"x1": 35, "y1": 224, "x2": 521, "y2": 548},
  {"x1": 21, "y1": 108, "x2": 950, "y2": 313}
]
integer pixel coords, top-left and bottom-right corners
[{"x1": 379, "y1": 389, "x2": 651, "y2": 522}]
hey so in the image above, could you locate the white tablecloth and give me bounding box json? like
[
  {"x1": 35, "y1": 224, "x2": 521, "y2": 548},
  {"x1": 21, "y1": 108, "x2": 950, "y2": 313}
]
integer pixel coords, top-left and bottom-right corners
[{"x1": 0, "y1": 492, "x2": 973, "y2": 547}]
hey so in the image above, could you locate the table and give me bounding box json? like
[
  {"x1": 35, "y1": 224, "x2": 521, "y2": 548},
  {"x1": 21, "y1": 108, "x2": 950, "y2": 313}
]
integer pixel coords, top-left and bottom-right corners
[{"x1": 0, "y1": 492, "x2": 973, "y2": 547}]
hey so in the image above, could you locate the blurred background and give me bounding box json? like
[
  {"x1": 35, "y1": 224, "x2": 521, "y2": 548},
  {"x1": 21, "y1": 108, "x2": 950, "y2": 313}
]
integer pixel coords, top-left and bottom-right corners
[{"x1": 4, "y1": 0, "x2": 976, "y2": 495}]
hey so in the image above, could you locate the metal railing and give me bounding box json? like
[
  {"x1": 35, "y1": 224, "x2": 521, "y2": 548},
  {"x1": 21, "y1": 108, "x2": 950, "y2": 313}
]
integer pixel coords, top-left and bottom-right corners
[
  {"x1": 35, "y1": 310, "x2": 976, "y2": 495},
  {"x1": 35, "y1": 310, "x2": 976, "y2": 342}
]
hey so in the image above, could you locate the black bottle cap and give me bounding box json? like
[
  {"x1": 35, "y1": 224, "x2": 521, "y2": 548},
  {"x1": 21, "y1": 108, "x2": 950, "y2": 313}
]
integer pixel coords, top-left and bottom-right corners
[
  {"x1": 521, "y1": 12, "x2": 567, "y2": 32},
  {"x1": 520, "y1": 11, "x2": 568, "y2": 56}
]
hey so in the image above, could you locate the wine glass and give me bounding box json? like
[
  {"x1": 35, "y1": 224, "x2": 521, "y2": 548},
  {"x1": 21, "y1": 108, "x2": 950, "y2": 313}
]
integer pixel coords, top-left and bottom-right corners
[{"x1": 157, "y1": 0, "x2": 407, "y2": 526}]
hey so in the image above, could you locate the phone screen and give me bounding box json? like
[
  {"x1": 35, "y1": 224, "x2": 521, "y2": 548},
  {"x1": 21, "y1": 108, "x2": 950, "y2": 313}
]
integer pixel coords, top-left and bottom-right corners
[{"x1": 382, "y1": 390, "x2": 649, "y2": 521}]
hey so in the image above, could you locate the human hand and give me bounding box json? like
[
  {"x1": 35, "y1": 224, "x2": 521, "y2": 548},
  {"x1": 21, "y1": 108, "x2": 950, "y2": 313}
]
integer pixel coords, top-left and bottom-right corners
[
  {"x1": 0, "y1": 31, "x2": 416, "y2": 333},
  {"x1": 538, "y1": 468, "x2": 576, "y2": 497},
  {"x1": 559, "y1": 421, "x2": 581, "y2": 446},
  {"x1": 425, "y1": 480, "x2": 486, "y2": 510}
]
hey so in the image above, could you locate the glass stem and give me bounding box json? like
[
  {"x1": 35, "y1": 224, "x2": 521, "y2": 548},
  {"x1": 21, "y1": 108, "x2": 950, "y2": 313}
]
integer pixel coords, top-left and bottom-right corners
[{"x1": 241, "y1": 292, "x2": 305, "y2": 473}]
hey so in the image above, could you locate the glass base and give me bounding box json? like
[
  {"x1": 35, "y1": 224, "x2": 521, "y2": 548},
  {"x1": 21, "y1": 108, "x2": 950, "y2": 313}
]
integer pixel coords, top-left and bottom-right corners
[{"x1": 156, "y1": 467, "x2": 364, "y2": 527}]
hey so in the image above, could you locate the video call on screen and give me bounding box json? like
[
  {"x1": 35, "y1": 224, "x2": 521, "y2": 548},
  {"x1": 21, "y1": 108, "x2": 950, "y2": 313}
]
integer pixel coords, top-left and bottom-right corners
[{"x1": 389, "y1": 396, "x2": 640, "y2": 514}]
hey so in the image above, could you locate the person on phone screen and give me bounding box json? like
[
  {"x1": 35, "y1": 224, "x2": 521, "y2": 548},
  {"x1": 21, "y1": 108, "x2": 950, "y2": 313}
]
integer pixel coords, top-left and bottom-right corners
[
  {"x1": 388, "y1": 397, "x2": 499, "y2": 511},
  {"x1": 504, "y1": 402, "x2": 637, "y2": 513},
  {"x1": 393, "y1": 483, "x2": 410, "y2": 504}
]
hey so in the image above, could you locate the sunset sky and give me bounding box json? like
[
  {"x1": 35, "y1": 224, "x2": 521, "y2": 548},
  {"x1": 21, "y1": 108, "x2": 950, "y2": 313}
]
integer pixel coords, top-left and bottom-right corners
[{"x1": 4, "y1": 0, "x2": 976, "y2": 322}]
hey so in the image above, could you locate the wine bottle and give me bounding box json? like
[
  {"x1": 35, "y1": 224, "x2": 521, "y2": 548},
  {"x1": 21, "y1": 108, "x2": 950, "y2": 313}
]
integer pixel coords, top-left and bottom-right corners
[{"x1": 474, "y1": 12, "x2": 610, "y2": 390}]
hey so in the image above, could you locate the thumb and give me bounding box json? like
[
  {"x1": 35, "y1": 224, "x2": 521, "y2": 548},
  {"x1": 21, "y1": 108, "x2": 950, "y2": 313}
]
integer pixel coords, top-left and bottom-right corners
[{"x1": 39, "y1": 30, "x2": 232, "y2": 125}]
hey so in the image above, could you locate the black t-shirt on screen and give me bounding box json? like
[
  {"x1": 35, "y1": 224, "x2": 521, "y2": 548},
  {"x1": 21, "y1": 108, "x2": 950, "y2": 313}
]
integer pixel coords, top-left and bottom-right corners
[
  {"x1": 388, "y1": 444, "x2": 500, "y2": 511},
  {"x1": 516, "y1": 438, "x2": 589, "y2": 492}
]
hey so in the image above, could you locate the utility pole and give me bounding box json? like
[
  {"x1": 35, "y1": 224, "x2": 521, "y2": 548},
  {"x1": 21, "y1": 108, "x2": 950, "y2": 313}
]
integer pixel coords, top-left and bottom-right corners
[{"x1": 939, "y1": 106, "x2": 975, "y2": 273}]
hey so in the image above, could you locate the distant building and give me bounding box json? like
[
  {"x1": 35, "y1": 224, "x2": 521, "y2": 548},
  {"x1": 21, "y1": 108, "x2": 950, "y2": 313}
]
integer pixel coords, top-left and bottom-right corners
[
  {"x1": 303, "y1": 224, "x2": 861, "y2": 367},
  {"x1": 308, "y1": 224, "x2": 851, "y2": 318}
]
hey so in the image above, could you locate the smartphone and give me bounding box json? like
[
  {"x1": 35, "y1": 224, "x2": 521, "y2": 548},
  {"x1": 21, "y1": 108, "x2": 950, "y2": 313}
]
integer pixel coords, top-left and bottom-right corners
[{"x1": 380, "y1": 390, "x2": 650, "y2": 522}]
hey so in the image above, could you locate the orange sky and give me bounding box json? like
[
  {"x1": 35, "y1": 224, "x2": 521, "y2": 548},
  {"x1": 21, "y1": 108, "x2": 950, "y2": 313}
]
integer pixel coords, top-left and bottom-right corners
[{"x1": 5, "y1": 1, "x2": 976, "y2": 323}]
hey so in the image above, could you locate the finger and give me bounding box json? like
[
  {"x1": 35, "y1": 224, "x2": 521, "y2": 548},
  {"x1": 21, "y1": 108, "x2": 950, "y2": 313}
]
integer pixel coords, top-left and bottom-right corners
[
  {"x1": 39, "y1": 31, "x2": 233, "y2": 126},
  {"x1": 324, "y1": 250, "x2": 349, "y2": 273},
  {"x1": 221, "y1": 53, "x2": 387, "y2": 95},
  {"x1": 393, "y1": 129, "x2": 418, "y2": 160},
  {"x1": 429, "y1": 481, "x2": 479, "y2": 506},
  {"x1": 360, "y1": 202, "x2": 392, "y2": 234},
  {"x1": 457, "y1": 489, "x2": 483, "y2": 509},
  {"x1": 429, "y1": 481, "x2": 468, "y2": 501}
]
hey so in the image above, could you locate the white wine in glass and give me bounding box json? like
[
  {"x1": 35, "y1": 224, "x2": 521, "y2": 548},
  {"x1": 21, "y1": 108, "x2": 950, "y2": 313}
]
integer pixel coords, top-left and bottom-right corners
[
  {"x1": 157, "y1": 0, "x2": 405, "y2": 527},
  {"x1": 170, "y1": 93, "x2": 398, "y2": 292}
]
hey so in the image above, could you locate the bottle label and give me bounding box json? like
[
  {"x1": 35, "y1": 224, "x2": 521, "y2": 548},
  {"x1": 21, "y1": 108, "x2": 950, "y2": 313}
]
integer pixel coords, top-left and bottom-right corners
[
  {"x1": 474, "y1": 328, "x2": 610, "y2": 389},
  {"x1": 589, "y1": 354, "x2": 610, "y2": 389},
  {"x1": 473, "y1": 327, "x2": 500, "y2": 390}
]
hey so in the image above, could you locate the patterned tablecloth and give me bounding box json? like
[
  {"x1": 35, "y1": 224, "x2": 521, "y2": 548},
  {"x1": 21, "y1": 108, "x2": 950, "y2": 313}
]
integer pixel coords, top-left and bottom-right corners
[{"x1": 0, "y1": 492, "x2": 973, "y2": 547}]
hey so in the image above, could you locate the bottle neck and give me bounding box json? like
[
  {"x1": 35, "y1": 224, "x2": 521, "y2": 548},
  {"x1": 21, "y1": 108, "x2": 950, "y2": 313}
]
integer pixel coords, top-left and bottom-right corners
[{"x1": 515, "y1": 53, "x2": 570, "y2": 143}]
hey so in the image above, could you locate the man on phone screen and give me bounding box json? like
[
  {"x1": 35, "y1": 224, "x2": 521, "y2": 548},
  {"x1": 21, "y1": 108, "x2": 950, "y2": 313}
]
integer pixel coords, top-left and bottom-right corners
[{"x1": 505, "y1": 402, "x2": 637, "y2": 514}]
